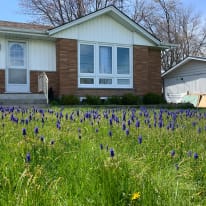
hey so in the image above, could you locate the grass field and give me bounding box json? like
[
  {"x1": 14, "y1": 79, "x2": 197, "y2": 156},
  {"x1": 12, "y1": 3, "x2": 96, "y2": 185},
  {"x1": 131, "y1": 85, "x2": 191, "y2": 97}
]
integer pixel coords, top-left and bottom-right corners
[{"x1": 0, "y1": 105, "x2": 206, "y2": 205}]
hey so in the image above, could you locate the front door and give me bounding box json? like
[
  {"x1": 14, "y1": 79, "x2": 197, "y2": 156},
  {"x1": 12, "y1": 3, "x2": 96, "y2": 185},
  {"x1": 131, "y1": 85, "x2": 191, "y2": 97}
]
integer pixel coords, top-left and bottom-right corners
[{"x1": 6, "y1": 41, "x2": 29, "y2": 93}]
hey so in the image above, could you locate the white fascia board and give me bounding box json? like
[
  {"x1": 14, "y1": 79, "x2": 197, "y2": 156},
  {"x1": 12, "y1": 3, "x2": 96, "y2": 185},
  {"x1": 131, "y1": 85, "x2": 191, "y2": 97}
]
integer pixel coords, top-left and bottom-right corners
[
  {"x1": 161, "y1": 56, "x2": 206, "y2": 78},
  {"x1": 0, "y1": 26, "x2": 49, "y2": 38}
]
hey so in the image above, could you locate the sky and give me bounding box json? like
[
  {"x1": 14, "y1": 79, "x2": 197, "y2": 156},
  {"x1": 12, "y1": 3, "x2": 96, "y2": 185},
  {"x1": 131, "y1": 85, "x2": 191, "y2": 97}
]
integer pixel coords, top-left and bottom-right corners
[{"x1": 0, "y1": 0, "x2": 205, "y2": 23}]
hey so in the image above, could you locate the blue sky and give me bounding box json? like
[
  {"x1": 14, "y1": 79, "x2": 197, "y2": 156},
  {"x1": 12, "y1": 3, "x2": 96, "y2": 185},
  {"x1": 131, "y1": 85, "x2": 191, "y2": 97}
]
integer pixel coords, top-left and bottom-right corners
[{"x1": 0, "y1": 0, "x2": 205, "y2": 23}]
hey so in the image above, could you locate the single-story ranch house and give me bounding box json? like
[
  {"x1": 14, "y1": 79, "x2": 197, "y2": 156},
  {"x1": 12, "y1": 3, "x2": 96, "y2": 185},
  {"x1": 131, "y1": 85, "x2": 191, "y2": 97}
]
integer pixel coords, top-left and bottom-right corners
[
  {"x1": 162, "y1": 56, "x2": 206, "y2": 104},
  {"x1": 0, "y1": 6, "x2": 169, "y2": 102}
]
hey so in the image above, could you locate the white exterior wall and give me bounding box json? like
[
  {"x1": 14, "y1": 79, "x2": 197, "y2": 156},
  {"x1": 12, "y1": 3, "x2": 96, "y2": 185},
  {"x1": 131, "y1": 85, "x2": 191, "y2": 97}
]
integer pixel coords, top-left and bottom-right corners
[
  {"x1": 29, "y1": 39, "x2": 56, "y2": 71},
  {"x1": 0, "y1": 37, "x2": 56, "y2": 71},
  {"x1": 53, "y1": 15, "x2": 155, "y2": 46},
  {"x1": 164, "y1": 61, "x2": 206, "y2": 103},
  {"x1": 0, "y1": 37, "x2": 6, "y2": 68}
]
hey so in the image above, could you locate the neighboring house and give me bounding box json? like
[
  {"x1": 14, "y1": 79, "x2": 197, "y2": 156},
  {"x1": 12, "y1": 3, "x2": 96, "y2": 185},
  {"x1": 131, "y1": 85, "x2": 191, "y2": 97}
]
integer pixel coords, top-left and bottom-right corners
[
  {"x1": 162, "y1": 56, "x2": 206, "y2": 103},
  {"x1": 0, "y1": 6, "x2": 168, "y2": 101}
]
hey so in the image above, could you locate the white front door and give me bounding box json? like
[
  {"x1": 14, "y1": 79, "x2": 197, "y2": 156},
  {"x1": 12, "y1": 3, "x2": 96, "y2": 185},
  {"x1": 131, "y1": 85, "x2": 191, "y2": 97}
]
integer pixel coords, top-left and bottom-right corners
[{"x1": 6, "y1": 41, "x2": 29, "y2": 93}]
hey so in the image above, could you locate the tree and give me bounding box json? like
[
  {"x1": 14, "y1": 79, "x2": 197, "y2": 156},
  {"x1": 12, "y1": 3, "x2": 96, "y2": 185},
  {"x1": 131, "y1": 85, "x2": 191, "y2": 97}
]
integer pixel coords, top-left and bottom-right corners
[
  {"x1": 131, "y1": 0, "x2": 206, "y2": 70},
  {"x1": 19, "y1": 0, "x2": 123, "y2": 26}
]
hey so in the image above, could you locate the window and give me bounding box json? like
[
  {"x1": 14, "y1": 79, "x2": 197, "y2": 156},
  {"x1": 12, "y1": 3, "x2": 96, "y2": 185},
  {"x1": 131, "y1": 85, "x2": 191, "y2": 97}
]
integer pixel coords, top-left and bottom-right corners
[{"x1": 79, "y1": 42, "x2": 132, "y2": 88}]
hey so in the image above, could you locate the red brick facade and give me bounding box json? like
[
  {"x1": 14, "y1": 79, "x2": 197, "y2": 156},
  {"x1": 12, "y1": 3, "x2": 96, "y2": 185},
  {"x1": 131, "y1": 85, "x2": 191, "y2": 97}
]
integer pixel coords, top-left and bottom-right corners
[{"x1": 0, "y1": 70, "x2": 5, "y2": 93}]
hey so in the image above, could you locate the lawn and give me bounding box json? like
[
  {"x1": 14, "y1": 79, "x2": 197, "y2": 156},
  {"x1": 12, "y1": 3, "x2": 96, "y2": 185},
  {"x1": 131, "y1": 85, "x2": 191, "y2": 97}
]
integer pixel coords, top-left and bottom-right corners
[{"x1": 0, "y1": 105, "x2": 205, "y2": 205}]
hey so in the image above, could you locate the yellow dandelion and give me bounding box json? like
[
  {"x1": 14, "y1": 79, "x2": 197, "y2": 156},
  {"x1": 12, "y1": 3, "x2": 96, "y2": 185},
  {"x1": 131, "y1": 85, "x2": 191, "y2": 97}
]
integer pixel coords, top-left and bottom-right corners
[{"x1": 131, "y1": 192, "x2": 141, "y2": 200}]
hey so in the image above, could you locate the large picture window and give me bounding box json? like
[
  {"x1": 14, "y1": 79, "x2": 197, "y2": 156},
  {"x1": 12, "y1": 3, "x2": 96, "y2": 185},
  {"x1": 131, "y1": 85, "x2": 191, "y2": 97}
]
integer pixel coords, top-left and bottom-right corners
[{"x1": 78, "y1": 42, "x2": 132, "y2": 88}]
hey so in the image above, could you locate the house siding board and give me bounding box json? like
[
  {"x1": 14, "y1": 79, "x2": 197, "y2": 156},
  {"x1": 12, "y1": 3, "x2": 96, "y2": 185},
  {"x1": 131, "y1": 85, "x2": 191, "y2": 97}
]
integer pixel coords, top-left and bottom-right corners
[
  {"x1": 53, "y1": 15, "x2": 155, "y2": 46},
  {"x1": 29, "y1": 40, "x2": 56, "y2": 71}
]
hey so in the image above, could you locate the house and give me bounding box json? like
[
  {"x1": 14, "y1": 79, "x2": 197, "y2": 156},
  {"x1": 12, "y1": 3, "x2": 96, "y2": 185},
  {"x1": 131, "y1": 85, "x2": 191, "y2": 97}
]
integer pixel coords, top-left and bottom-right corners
[
  {"x1": 0, "y1": 6, "x2": 168, "y2": 103},
  {"x1": 162, "y1": 56, "x2": 206, "y2": 104}
]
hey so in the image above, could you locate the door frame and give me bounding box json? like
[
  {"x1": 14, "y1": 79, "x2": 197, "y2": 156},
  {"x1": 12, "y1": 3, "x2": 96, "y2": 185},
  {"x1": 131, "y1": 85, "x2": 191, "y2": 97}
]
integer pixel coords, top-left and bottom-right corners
[{"x1": 6, "y1": 40, "x2": 30, "y2": 93}]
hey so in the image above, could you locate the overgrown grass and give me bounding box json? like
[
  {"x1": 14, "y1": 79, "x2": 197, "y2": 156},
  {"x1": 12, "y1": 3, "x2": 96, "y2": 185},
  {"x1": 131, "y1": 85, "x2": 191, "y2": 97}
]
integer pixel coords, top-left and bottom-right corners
[{"x1": 0, "y1": 106, "x2": 206, "y2": 205}]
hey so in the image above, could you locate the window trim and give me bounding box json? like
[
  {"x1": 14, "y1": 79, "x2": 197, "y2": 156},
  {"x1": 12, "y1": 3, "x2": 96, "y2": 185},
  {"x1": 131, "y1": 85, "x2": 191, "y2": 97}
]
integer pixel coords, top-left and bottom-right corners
[{"x1": 78, "y1": 41, "x2": 133, "y2": 89}]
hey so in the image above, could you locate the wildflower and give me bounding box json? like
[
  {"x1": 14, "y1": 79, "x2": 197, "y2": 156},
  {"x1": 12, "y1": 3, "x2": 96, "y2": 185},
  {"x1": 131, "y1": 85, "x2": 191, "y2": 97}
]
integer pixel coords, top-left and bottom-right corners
[
  {"x1": 25, "y1": 152, "x2": 31, "y2": 163},
  {"x1": 126, "y1": 128, "x2": 129, "y2": 136},
  {"x1": 135, "y1": 120, "x2": 140, "y2": 128},
  {"x1": 95, "y1": 128, "x2": 99, "y2": 133},
  {"x1": 100, "y1": 144, "x2": 103, "y2": 150},
  {"x1": 194, "y1": 153, "x2": 198, "y2": 159},
  {"x1": 122, "y1": 123, "x2": 126, "y2": 131},
  {"x1": 171, "y1": 150, "x2": 175, "y2": 157},
  {"x1": 22, "y1": 128, "x2": 26, "y2": 136},
  {"x1": 50, "y1": 140, "x2": 55, "y2": 145},
  {"x1": 34, "y1": 127, "x2": 39, "y2": 135},
  {"x1": 110, "y1": 148, "x2": 115, "y2": 158},
  {"x1": 131, "y1": 192, "x2": 140, "y2": 200},
  {"x1": 175, "y1": 163, "x2": 179, "y2": 170},
  {"x1": 109, "y1": 130, "x2": 112, "y2": 137},
  {"x1": 40, "y1": 136, "x2": 44, "y2": 142},
  {"x1": 138, "y1": 135, "x2": 142, "y2": 144}
]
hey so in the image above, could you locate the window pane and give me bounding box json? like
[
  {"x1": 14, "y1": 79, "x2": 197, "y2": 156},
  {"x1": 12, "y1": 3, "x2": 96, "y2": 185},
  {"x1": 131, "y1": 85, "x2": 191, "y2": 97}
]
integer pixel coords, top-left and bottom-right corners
[
  {"x1": 117, "y1": 48, "x2": 129, "y2": 74},
  {"x1": 99, "y1": 46, "x2": 112, "y2": 74},
  {"x1": 99, "y1": 78, "x2": 112, "y2": 84},
  {"x1": 117, "y1": 79, "x2": 130, "y2": 85},
  {"x1": 80, "y1": 44, "x2": 94, "y2": 73},
  {"x1": 80, "y1": 78, "x2": 94, "y2": 84},
  {"x1": 9, "y1": 43, "x2": 25, "y2": 67},
  {"x1": 8, "y1": 69, "x2": 27, "y2": 84}
]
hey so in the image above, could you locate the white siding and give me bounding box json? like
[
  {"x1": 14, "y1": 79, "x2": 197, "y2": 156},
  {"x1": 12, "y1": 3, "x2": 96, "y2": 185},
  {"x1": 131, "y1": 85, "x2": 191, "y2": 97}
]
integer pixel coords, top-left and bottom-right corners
[
  {"x1": 29, "y1": 39, "x2": 56, "y2": 71},
  {"x1": 0, "y1": 37, "x2": 6, "y2": 68},
  {"x1": 53, "y1": 15, "x2": 155, "y2": 46},
  {"x1": 164, "y1": 60, "x2": 206, "y2": 103}
]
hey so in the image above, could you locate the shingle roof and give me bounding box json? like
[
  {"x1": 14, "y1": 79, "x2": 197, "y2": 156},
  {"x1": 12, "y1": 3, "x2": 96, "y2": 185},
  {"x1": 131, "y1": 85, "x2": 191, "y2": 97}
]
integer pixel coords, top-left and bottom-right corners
[{"x1": 0, "y1": 20, "x2": 52, "y2": 31}]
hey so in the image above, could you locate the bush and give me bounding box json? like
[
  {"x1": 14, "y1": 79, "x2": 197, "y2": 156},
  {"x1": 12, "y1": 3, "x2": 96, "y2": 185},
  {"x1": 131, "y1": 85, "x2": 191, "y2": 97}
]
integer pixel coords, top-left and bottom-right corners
[
  {"x1": 106, "y1": 96, "x2": 122, "y2": 105},
  {"x1": 121, "y1": 93, "x2": 142, "y2": 105},
  {"x1": 60, "y1": 95, "x2": 80, "y2": 105},
  {"x1": 143, "y1": 93, "x2": 165, "y2": 105},
  {"x1": 84, "y1": 95, "x2": 101, "y2": 105}
]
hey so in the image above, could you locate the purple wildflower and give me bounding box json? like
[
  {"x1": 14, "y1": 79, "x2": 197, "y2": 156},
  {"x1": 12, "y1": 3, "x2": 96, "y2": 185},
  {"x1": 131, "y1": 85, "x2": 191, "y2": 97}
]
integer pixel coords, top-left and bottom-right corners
[
  {"x1": 109, "y1": 130, "x2": 112, "y2": 137},
  {"x1": 34, "y1": 127, "x2": 39, "y2": 135},
  {"x1": 138, "y1": 135, "x2": 142, "y2": 144},
  {"x1": 194, "y1": 153, "x2": 198, "y2": 159},
  {"x1": 126, "y1": 128, "x2": 129, "y2": 136},
  {"x1": 25, "y1": 152, "x2": 31, "y2": 163},
  {"x1": 110, "y1": 148, "x2": 115, "y2": 158},
  {"x1": 22, "y1": 128, "x2": 26, "y2": 136},
  {"x1": 100, "y1": 144, "x2": 103, "y2": 150},
  {"x1": 135, "y1": 120, "x2": 140, "y2": 128},
  {"x1": 171, "y1": 150, "x2": 175, "y2": 157}
]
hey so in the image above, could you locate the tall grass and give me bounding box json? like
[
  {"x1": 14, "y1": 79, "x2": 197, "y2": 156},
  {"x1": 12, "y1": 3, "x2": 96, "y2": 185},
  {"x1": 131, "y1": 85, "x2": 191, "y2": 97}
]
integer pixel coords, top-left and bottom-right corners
[{"x1": 0, "y1": 106, "x2": 206, "y2": 205}]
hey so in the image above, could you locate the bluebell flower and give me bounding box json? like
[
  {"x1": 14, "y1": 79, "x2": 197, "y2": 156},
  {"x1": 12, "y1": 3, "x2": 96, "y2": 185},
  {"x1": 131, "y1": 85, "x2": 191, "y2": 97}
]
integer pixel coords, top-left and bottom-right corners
[
  {"x1": 26, "y1": 152, "x2": 31, "y2": 163},
  {"x1": 51, "y1": 140, "x2": 55, "y2": 145},
  {"x1": 171, "y1": 150, "x2": 175, "y2": 157},
  {"x1": 34, "y1": 127, "x2": 39, "y2": 135},
  {"x1": 100, "y1": 144, "x2": 103, "y2": 150},
  {"x1": 122, "y1": 123, "x2": 126, "y2": 131},
  {"x1": 135, "y1": 120, "x2": 140, "y2": 128},
  {"x1": 22, "y1": 128, "x2": 26, "y2": 136},
  {"x1": 138, "y1": 135, "x2": 142, "y2": 144},
  {"x1": 109, "y1": 130, "x2": 112, "y2": 137},
  {"x1": 110, "y1": 148, "x2": 115, "y2": 158},
  {"x1": 126, "y1": 128, "x2": 129, "y2": 136},
  {"x1": 40, "y1": 136, "x2": 44, "y2": 142},
  {"x1": 194, "y1": 153, "x2": 198, "y2": 159}
]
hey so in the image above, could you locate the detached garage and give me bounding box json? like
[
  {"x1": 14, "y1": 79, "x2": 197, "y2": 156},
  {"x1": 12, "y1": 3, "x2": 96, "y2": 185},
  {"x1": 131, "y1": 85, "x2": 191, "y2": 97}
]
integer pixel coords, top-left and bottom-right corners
[{"x1": 162, "y1": 57, "x2": 206, "y2": 104}]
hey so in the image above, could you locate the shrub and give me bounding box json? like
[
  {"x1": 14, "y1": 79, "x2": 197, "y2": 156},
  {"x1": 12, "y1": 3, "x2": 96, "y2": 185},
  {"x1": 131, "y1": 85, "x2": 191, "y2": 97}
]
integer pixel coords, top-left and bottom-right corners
[
  {"x1": 60, "y1": 95, "x2": 80, "y2": 105},
  {"x1": 106, "y1": 96, "x2": 122, "y2": 105},
  {"x1": 121, "y1": 93, "x2": 142, "y2": 105},
  {"x1": 84, "y1": 95, "x2": 101, "y2": 105},
  {"x1": 143, "y1": 93, "x2": 165, "y2": 105}
]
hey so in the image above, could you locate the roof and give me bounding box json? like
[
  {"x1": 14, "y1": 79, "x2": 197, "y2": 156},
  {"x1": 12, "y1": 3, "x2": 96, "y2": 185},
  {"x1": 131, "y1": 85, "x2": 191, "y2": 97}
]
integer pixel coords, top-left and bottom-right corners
[
  {"x1": 0, "y1": 20, "x2": 52, "y2": 38},
  {"x1": 48, "y1": 6, "x2": 167, "y2": 47},
  {"x1": 161, "y1": 56, "x2": 206, "y2": 78}
]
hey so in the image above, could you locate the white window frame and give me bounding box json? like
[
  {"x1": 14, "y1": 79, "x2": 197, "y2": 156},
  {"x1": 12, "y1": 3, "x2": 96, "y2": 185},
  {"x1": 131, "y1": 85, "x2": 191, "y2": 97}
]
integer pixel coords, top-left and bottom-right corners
[{"x1": 78, "y1": 41, "x2": 133, "y2": 89}]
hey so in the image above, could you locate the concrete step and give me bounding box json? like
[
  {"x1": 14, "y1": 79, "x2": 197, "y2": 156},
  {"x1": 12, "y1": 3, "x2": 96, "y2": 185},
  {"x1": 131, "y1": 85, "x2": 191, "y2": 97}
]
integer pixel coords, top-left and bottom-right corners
[{"x1": 0, "y1": 93, "x2": 48, "y2": 105}]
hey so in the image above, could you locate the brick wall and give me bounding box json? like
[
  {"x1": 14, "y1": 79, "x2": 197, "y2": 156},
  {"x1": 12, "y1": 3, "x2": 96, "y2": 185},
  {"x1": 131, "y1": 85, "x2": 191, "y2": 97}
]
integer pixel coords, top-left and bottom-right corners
[
  {"x1": 56, "y1": 38, "x2": 78, "y2": 96},
  {"x1": 0, "y1": 70, "x2": 5, "y2": 93},
  {"x1": 30, "y1": 71, "x2": 59, "y2": 98},
  {"x1": 56, "y1": 39, "x2": 161, "y2": 97},
  {"x1": 133, "y1": 45, "x2": 161, "y2": 95}
]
